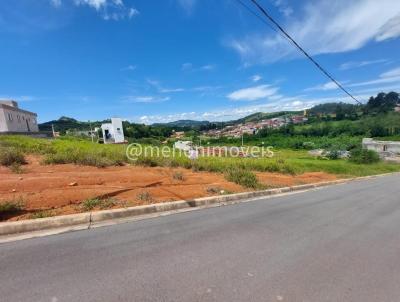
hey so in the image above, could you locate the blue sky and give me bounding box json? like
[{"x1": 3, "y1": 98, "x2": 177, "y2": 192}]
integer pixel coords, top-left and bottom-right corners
[{"x1": 1, "y1": 0, "x2": 400, "y2": 124}]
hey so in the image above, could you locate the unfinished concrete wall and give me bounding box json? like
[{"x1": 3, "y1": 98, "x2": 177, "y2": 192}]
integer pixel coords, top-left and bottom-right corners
[
  {"x1": 362, "y1": 138, "x2": 400, "y2": 154},
  {"x1": 0, "y1": 101, "x2": 39, "y2": 133}
]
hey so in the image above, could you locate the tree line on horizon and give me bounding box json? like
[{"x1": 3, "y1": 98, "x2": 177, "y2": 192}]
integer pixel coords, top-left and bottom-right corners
[{"x1": 39, "y1": 91, "x2": 399, "y2": 141}]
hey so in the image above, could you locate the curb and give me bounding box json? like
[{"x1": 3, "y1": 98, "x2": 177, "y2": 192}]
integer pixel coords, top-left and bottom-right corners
[{"x1": 0, "y1": 172, "x2": 397, "y2": 237}]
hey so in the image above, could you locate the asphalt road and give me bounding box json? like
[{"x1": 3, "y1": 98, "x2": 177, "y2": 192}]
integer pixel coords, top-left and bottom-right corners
[{"x1": 1, "y1": 174, "x2": 400, "y2": 302}]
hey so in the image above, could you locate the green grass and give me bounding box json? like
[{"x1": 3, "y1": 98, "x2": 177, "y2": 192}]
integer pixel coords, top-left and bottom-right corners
[
  {"x1": 1, "y1": 135, "x2": 399, "y2": 180},
  {"x1": 0, "y1": 147, "x2": 27, "y2": 166},
  {"x1": 1, "y1": 135, "x2": 127, "y2": 167}
]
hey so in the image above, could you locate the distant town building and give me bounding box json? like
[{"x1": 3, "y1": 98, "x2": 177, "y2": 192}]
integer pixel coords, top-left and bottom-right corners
[
  {"x1": 0, "y1": 100, "x2": 39, "y2": 133},
  {"x1": 171, "y1": 131, "x2": 185, "y2": 139},
  {"x1": 101, "y1": 118, "x2": 125, "y2": 144}
]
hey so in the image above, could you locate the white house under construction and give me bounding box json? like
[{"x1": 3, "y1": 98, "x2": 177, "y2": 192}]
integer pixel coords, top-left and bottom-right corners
[
  {"x1": 0, "y1": 100, "x2": 39, "y2": 133},
  {"x1": 101, "y1": 118, "x2": 125, "y2": 144}
]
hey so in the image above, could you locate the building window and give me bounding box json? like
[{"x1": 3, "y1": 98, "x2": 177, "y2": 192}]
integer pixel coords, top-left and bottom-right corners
[
  {"x1": 7, "y1": 113, "x2": 13, "y2": 121},
  {"x1": 17, "y1": 115, "x2": 21, "y2": 123}
]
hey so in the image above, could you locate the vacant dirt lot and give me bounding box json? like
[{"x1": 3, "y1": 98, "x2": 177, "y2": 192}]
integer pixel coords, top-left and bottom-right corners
[{"x1": 0, "y1": 156, "x2": 337, "y2": 221}]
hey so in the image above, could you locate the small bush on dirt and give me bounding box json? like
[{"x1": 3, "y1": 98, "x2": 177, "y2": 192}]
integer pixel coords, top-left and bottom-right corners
[
  {"x1": 29, "y1": 210, "x2": 55, "y2": 219},
  {"x1": 137, "y1": 191, "x2": 153, "y2": 202},
  {"x1": 81, "y1": 198, "x2": 102, "y2": 211},
  {"x1": 98, "y1": 198, "x2": 117, "y2": 210},
  {"x1": 0, "y1": 199, "x2": 25, "y2": 219},
  {"x1": 349, "y1": 148, "x2": 380, "y2": 164},
  {"x1": 81, "y1": 198, "x2": 116, "y2": 211},
  {"x1": 172, "y1": 171, "x2": 185, "y2": 181},
  {"x1": 224, "y1": 168, "x2": 261, "y2": 189},
  {"x1": 9, "y1": 163, "x2": 25, "y2": 174},
  {"x1": 206, "y1": 186, "x2": 221, "y2": 194},
  {"x1": 0, "y1": 148, "x2": 26, "y2": 166}
]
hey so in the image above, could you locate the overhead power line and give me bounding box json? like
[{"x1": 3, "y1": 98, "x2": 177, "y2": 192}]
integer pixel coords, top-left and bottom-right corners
[{"x1": 235, "y1": 0, "x2": 362, "y2": 105}]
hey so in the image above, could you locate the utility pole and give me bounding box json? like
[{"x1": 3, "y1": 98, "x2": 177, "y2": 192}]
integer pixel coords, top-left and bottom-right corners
[
  {"x1": 89, "y1": 120, "x2": 94, "y2": 143},
  {"x1": 51, "y1": 124, "x2": 55, "y2": 137}
]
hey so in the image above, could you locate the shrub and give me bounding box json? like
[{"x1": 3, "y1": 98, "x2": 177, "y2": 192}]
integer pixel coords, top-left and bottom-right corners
[
  {"x1": 206, "y1": 186, "x2": 222, "y2": 194},
  {"x1": 137, "y1": 191, "x2": 153, "y2": 202},
  {"x1": 224, "y1": 168, "x2": 261, "y2": 189},
  {"x1": 29, "y1": 210, "x2": 55, "y2": 219},
  {"x1": 0, "y1": 148, "x2": 26, "y2": 166},
  {"x1": 81, "y1": 198, "x2": 116, "y2": 211},
  {"x1": 172, "y1": 171, "x2": 185, "y2": 181},
  {"x1": 9, "y1": 163, "x2": 25, "y2": 174},
  {"x1": 326, "y1": 149, "x2": 340, "y2": 160},
  {"x1": 0, "y1": 199, "x2": 25, "y2": 220},
  {"x1": 349, "y1": 148, "x2": 380, "y2": 164}
]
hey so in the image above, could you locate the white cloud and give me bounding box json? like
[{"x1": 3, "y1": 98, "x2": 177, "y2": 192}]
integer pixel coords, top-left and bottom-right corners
[
  {"x1": 227, "y1": 85, "x2": 279, "y2": 101},
  {"x1": 230, "y1": 0, "x2": 400, "y2": 64},
  {"x1": 122, "y1": 95, "x2": 170, "y2": 103},
  {"x1": 200, "y1": 64, "x2": 215, "y2": 71},
  {"x1": 273, "y1": 0, "x2": 293, "y2": 17},
  {"x1": 251, "y1": 75, "x2": 262, "y2": 82},
  {"x1": 308, "y1": 67, "x2": 400, "y2": 92},
  {"x1": 147, "y1": 79, "x2": 185, "y2": 93},
  {"x1": 349, "y1": 67, "x2": 400, "y2": 87},
  {"x1": 339, "y1": 59, "x2": 389, "y2": 70},
  {"x1": 181, "y1": 63, "x2": 216, "y2": 72},
  {"x1": 50, "y1": 0, "x2": 62, "y2": 8},
  {"x1": 375, "y1": 14, "x2": 400, "y2": 41},
  {"x1": 73, "y1": 0, "x2": 139, "y2": 20},
  {"x1": 177, "y1": 0, "x2": 197, "y2": 14},
  {"x1": 305, "y1": 81, "x2": 340, "y2": 92},
  {"x1": 74, "y1": 0, "x2": 107, "y2": 10},
  {"x1": 381, "y1": 67, "x2": 400, "y2": 78},
  {"x1": 0, "y1": 95, "x2": 37, "y2": 102},
  {"x1": 128, "y1": 8, "x2": 139, "y2": 18},
  {"x1": 181, "y1": 63, "x2": 193, "y2": 71},
  {"x1": 121, "y1": 65, "x2": 136, "y2": 71}
]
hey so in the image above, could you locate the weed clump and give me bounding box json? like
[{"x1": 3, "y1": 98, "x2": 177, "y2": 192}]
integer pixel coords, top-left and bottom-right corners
[
  {"x1": 0, "y1": 147, "x2": 26, "y2": 166},
  {"x1": 172, "y1": 171, "x2": 185, "y2": 181},
  {"x1": 224, "y1": 168, "x2": 261, "y2": 189},
  {"x1": 0, "y1": 199, "x2": 25, "y2": 220},
  {"x1": 29, "y1": 210, "x2": 55, "y2": 219},
  {"x1": 137, "y1": 191, "x2": 153, "y2": 202},
  {"x1": 349, "y1": 148, "x2": 380, "y2": 164},
  {"x1": 81, "y1": 198, "x2": 116, "y2": 211}
]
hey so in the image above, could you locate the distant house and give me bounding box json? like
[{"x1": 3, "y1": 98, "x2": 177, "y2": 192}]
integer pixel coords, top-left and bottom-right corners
[
  {"x1": 171, "y1": 131, "x2": 185, "y2": 139},
  {"x1": 363, "y1": 138, "x2": 400, "y2": 162},
  {"x1": 0, "y1": 100, "x2": 39, "y2": 133},
  {"x1": 101, "y1": 118, "x2": 125, "y2": 144}
]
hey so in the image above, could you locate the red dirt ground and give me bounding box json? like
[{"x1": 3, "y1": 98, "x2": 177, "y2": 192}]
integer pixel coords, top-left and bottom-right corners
[{"x1": 0, "y1": 156, "x2": 337, "y2": 221}]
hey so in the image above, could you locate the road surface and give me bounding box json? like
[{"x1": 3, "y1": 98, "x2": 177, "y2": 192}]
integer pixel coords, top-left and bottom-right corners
[{"x1": 1, "y1": 174, "x2": 400, "y2": 302}]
